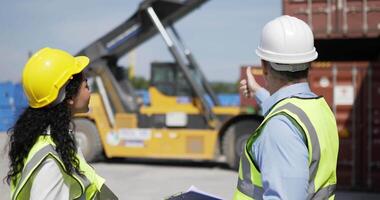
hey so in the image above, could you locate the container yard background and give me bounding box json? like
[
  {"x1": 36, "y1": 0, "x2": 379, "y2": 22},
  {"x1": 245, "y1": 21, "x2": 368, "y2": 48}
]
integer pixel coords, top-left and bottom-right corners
[
  {"x1": 1, "y1": 0, "x2": 380, "y2": 199},
  {"x1": 286, "y1": 0, "x2": 380, "y2": 192}
]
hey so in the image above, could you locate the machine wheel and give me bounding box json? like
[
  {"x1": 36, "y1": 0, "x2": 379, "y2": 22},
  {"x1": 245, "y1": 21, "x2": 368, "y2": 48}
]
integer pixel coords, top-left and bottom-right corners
[
  {"x1": 223, "y1": 126, "x2": 250, "y2": 170},
  {"x1": 222, "y1": 119, "x2": 261, "y2": 170},
  {"x1": 73, "y1": 119, "x2": 103, "y2": 162}
]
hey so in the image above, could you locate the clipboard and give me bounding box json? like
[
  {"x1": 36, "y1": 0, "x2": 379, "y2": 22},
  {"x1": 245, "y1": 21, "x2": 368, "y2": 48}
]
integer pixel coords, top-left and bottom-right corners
[{"x1": 166, "y1": 186, "x2": 223, "y2": 200}]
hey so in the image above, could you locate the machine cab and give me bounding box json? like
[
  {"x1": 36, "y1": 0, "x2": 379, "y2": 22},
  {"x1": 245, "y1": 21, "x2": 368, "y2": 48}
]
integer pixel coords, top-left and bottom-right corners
[{"x1": 150, "y1": 62, "x2": 193, "y2": 98}]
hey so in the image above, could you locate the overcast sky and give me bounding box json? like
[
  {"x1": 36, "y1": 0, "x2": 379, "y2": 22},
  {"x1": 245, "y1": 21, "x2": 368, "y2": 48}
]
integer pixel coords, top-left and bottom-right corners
[{"x1": 0, "y1": 0, "x2": 281, "y2": 83}]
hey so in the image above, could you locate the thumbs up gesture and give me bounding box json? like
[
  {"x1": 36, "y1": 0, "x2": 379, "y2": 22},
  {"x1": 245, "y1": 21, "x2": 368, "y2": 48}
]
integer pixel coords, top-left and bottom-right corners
[{"x1": 240, "y1": 67, "x2": 262, "y2": 98}]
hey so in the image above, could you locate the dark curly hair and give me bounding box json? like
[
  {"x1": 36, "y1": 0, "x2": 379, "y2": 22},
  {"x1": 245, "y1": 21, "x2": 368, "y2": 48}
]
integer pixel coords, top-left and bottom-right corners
[{"x1": 5, "y1": 72, "x2": 85, "y2": 185}]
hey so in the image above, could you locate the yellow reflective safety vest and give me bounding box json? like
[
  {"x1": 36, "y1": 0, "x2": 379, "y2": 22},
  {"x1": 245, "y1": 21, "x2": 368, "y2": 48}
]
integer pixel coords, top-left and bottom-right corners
[
  {"x1": 10, "y1": 135, "x2": 118, "y2": 200},
  {"x1": 234, "y1": 97, "x2": 339, "y2": 200}
]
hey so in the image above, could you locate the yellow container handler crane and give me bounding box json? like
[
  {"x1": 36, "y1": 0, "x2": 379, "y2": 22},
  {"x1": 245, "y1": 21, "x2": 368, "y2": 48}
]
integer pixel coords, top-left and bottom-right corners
[{"x1": 74, "y1": 0, "x2": 263, "y2": 169}]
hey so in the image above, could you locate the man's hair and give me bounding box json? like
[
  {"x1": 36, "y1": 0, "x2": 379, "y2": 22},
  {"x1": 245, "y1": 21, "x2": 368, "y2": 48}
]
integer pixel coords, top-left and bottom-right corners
[{"x1": 266, "y1": 61, "x2": 310, "y2": 82}]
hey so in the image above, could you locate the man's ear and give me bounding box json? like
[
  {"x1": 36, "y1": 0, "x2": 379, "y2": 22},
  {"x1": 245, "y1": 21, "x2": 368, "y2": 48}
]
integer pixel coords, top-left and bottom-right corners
[{"x1": 262, "y1": 60, "x2": 269, "y2": 76}]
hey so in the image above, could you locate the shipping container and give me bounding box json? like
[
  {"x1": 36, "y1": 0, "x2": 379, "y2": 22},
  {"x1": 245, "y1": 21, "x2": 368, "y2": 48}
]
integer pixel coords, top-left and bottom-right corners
[
  {"x1": 136, "y1": 90, "x2": 151, "y2": 105},
  {"x1": 13, "y1": 83, "x2": 28, "y2": 108},
  {"x1": 0, "y1": 82, "x2": 14, "y2": 107},
  {"x1": 283, "y1": 0, "x2": 380, "y2": 61},
  {"x1": 217, "y1": 94, "x2": 240, "y2": 106},
  {"x1": 239, "y1": 61, "x2": 380, "y2": 191},
  {"x1": 0, "y1": 82, "x2": 27, "y2": 132},
  {"x1": 283, "y1": 0, "x2": 380, "y2": 39},
  {"x1": 0, "y1": 107, "x2": 16, "y2": 132}
]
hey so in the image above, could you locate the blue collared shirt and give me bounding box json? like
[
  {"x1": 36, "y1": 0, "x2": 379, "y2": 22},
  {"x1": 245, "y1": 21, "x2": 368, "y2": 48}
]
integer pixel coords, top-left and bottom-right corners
[{"x1": 252, "y1": 82, "x2": 317, "y2": 200}]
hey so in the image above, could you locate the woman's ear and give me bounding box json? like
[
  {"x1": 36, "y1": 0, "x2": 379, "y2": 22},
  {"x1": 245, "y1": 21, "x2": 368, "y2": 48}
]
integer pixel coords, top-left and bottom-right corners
[{"x1": 67, "y1": 99, "x2": 74, "y2": 105}]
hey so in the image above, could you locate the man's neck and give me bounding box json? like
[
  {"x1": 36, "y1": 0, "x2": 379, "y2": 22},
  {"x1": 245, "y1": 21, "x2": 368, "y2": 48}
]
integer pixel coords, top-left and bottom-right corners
[{"x1": 269, "y1": 78, "x2": 308, "y2": 95}]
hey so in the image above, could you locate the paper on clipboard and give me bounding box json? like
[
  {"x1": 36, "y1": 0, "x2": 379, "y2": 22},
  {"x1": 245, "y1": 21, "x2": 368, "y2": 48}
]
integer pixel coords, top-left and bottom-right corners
[{"x1": 166, "y1": 185, "x2": 223, "y2": 200}]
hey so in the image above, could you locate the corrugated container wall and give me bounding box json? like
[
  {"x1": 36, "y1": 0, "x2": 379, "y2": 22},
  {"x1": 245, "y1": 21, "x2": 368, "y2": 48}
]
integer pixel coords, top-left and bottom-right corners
[
  {"x1": 240, "y1": 61, "x2": 380, "y2": 191},
  {"x1": 0, "y1": 82, "x2": 28, "y2": 132},
  {"x1": 283, "y1": 0, "x2": 380, "y2": 61},
  {"x1": 283, "y1": 0, "x2": 380, "y2": 39}
]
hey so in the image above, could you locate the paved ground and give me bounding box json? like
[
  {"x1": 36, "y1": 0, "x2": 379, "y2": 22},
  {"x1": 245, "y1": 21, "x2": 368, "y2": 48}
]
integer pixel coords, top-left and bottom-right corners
[{"x1": 1, "y1": 133, "x2": 380, "y2": 200}]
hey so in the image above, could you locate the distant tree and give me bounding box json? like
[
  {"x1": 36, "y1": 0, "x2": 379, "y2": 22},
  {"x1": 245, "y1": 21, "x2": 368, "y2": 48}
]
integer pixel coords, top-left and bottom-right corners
[
  {"x1": 210, "y1": 81, "x2": 238, "y2": 94},
  {"x1": 130, "y1": 76, "x2": 149, "y2": 90},
  {"x1": 128, "y1": 70, "x2": 238, "y2": 94}
]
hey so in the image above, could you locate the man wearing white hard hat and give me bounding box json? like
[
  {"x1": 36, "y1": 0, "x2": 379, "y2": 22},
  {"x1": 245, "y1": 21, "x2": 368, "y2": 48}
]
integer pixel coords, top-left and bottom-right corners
[{"x1": 235, "y1": 15, "x2": 339, "y2": 200}]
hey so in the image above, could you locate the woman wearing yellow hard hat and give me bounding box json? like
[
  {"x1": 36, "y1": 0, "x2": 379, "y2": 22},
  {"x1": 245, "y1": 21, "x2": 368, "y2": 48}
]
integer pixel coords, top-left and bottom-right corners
[{"x1": 6, "y1": 48, "x2": 118, "y2": 200}]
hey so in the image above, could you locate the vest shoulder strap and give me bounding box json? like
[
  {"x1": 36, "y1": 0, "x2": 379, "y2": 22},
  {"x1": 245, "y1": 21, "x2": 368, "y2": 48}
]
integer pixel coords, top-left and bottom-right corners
[{"x1": 12, "y1": 144, "x2": 90, "y2": 200}]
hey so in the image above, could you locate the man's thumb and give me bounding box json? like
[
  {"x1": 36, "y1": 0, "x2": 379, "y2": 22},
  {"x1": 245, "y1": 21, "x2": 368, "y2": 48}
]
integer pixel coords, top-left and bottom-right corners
[{"x1": 246, "y1": 67, "x2": 255, "y2": 86}]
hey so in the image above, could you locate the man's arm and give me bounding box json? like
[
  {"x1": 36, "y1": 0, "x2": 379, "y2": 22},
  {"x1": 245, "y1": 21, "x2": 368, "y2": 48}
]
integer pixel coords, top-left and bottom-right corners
[
  {"x1": 252, "y1": 115, "x2": 309, "y2": 200},
  {"x1": 254, "y1": 88, "x2": 270, "y2": 108}
]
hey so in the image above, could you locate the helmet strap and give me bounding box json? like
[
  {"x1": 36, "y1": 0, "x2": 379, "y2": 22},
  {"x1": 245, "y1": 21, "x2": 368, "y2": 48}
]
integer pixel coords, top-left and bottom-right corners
[
  {"x1": 269, "y1": 62, "x2": 309, "y2": 72},
  {"x1": 48, "y1": 83, "x2": 68, "y2": 107}
]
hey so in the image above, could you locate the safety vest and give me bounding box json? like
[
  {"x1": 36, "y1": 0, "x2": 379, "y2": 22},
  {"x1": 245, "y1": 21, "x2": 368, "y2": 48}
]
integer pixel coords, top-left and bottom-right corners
[
  {"x1": 234, "y1": 97, "x2": 339, "y2": 200},
  {"x1": 10, "y1": 135, "x2": 118, "y2": 200}
]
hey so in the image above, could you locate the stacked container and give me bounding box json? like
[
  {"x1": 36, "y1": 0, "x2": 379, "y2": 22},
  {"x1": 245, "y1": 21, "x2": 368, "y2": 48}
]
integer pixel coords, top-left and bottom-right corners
[
  {"x1": 0, "y1": 82, "x2": 16, "y2": 132},
  {"x1": 283, "y1": 0, "x2": 380, "y2": 39},
  {"x1": 0, "y1": 82, "x2": 28, "y2": 132}
]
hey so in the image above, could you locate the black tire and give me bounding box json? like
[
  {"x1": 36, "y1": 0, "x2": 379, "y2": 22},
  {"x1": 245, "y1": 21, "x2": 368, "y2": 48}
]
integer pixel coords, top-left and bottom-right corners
[
  {"x1": 73, "y1": 118, "x2": 103, "y2": 162},
  {"x1": 222, "y1": 126, "x2": 248, "y2": 170},
  {"x1": 222, "y1": 119, "x2": 261, "y2": 170}
]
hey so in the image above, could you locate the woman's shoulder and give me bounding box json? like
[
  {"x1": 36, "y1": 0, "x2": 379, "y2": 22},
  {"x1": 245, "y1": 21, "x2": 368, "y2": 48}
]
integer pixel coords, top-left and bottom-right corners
[
  {"x1": 31, "y1": 158, "x2": 70, "y2": 200},
  {"x1": 37, "y1": 157, "x2": 63, "y2": 175}
]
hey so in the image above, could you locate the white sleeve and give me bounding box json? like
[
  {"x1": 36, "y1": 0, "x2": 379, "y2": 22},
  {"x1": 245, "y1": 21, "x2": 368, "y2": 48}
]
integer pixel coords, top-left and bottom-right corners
[{"x1": 30, "y1": 158, "x2": 70, "y2": 200}]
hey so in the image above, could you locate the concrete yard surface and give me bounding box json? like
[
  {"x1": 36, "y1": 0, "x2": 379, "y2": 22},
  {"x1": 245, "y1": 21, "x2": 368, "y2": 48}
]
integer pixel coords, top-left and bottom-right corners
[{"x1": 1, "y1": 134, "x2": 380, "y2": 199}]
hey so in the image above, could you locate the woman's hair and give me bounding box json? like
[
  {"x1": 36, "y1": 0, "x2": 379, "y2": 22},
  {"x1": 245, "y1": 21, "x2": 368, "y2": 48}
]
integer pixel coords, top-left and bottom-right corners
[{"x1": 5, "y1": 72, "x2": 85, "y2": 185}]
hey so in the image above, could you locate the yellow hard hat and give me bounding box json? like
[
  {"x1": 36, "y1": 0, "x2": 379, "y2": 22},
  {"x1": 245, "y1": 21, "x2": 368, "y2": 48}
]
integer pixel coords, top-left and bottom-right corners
[{"x1": 22, "y1": 47, "x2": 90, "y2": 108}]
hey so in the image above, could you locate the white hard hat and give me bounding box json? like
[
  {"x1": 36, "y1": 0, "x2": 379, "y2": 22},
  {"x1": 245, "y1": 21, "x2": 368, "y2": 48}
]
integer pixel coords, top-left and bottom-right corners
[{"x1": 256, "y1": 15, "x2": 318, "y2": 69}]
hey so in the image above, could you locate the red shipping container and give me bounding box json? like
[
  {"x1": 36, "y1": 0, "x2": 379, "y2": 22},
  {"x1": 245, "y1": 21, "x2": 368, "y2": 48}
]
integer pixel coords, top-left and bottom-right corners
[{"x1": 283, "y1": 0, "x2": 380, "y2": 39}]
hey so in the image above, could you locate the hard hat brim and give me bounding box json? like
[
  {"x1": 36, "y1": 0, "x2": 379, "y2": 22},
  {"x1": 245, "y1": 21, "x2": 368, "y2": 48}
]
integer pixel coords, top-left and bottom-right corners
[
  {"x1": 255, "y1": 48, "x2": 318, "y2": 64},
  {"x1": 73, "y1": 56, "x2": 90, "y2": 74}
]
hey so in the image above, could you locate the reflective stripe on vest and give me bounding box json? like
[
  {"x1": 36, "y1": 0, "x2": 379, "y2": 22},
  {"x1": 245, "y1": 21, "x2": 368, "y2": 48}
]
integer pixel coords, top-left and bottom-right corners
[
  {"x1": 274, "y1": 103, "x2": 336, "y2": 199},
  {"x1": 11, "y1": 144, "x2": 90, "y2": 200},
  {"x1": 237, "y1": 152, "x2": 263, "y2": 200},
  {"x1": 11, "y1": 135, "x2": 118, "y2": 200},
  {"x1": 235, "y1": 98, "x2": 338, "y2": 200}
]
